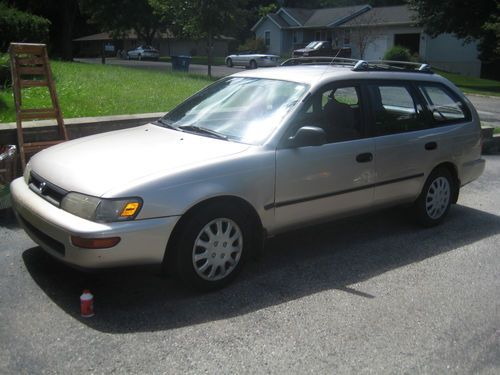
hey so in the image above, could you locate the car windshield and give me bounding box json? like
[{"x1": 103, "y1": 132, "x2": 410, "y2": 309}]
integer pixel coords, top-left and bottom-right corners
[
  {"x1": 159, "y1": 77, "x2": 308, "y2": 145},
  {"x1": 305, "y1": 41, "x2": 321, "y2": 49}
]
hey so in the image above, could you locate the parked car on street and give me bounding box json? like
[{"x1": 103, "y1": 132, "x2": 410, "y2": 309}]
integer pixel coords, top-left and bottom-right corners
[
  {"x1": 126, "y1": 45, "x2": 160, "y2": 61},
  {"x1": 11, "y1": 59, "x2": 485, "y2": 290},
  {"x1": 293, "y1": 41, "x2": 351, "y2": 58},
  {"x1": 225, "y1": 51, "x2": 279, "y2": 69}
]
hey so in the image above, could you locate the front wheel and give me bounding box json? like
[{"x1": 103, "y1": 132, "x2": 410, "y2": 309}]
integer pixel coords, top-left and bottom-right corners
[
  {"x1": 173, "y1": 205, "x2": 252, "y2": 290},
  {"x1": 414, "y1": 167, "x2": 454, "y2": 227}
]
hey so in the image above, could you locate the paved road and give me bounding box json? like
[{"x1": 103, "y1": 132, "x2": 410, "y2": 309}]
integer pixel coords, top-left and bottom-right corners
[
  {"x1": 74, "y1": 57, "x2": 243, "y2": 78},
  {"x1": 1, "y1": 156, "x2": 499, "y2": 374},
  {"x1": 75, "y1": 58, "x2": 500, "y2": 127}
]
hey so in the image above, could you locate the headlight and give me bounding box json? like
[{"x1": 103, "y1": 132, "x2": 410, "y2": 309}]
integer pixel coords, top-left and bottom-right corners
[
  {"x1": 23, "y1": 163, "x2": 32, "y2": 184},
  {"x1": 61, "y1": 192, "x2": 142, "y2": 222}
]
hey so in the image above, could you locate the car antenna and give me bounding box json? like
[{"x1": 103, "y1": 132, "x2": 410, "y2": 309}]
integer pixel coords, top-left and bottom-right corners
[{"x1": 318, "y1": 45, "x2": 344, "y2": 83}]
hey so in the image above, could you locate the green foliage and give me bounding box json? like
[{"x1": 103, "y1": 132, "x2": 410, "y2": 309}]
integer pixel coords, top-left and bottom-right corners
[
  {"x1": 0, "y1": 60, "x2": 212, "y2": 123},
  {"x1": 0, "y1": 2, "x2": 50, "y2": 52},
  {"x1": 408, "y1": 0, "x2": 500, "y2": 62},
  {"x1": 0, "y1": 53, "x2": 10, "y2": 88},
  {"x1": 80, "y1": 0, "x2": 167, "y2": 45},
  {"x1": 383, "y1": 45, "x2": 412, "y2": 61},
  {"x1": 238, "y1": 37, "x2": 267, "y2": 52}
]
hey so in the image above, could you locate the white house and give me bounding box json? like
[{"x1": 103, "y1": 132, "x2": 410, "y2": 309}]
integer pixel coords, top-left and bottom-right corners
[{"x1": 252, "y1": 5, "x2": 482, "y2": 77}]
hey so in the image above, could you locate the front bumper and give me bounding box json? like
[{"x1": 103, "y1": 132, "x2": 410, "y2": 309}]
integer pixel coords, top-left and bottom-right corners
[{"x1": 10, "y1": 177, "x2": 180, "y2": 268}]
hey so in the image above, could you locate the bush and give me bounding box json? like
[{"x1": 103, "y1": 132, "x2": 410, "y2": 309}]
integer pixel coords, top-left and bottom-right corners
[
  {"x1": 238, "y1": 37, "x2": 267, "y2": 53},
  {"x1": 0, "y1": 2, "x2": 51, "y2": 52},
  {"x1": 0, "y1": 53, "x2": 10, "y2": 88},
  {"x1": 383, "y1": 45, "x2": 412, "y2": 62}
]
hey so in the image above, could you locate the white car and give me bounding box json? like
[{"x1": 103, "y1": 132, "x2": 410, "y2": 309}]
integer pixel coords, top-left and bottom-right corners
[
  {"x1": 225, "y1": 51, "x2": 279, "y2": 69},
  {"x1": 126, "y1": 45, "x2": 160, "y2": 61}
]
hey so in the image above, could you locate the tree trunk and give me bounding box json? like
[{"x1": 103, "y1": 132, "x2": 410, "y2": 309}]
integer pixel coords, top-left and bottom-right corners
[
  {"x1": 61, "y1": 0, "x2": 78, "y2": 60},
  {"x1": 207, "y1": 29, "x2": 213, "y2": 79}
]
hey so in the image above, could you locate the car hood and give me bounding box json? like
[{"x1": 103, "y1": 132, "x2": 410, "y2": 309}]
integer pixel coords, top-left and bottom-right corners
[{"x1": 29, "y1": 124, "x2": 250, "y2": 197}]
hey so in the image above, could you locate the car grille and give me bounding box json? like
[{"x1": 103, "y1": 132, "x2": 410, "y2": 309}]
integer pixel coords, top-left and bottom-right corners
[
  {"x1": 28, "y1": 172, "x2": 67, "y2": 207},
  {"x1": 18, "y1": 214, "x2": 65, "y2": 255}
]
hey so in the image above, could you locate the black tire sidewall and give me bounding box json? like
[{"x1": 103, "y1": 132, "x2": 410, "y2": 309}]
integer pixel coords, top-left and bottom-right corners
[
  {"x1": 175, "y1": 204, "x2": 252, "y2": 290},
  {"x1": 250, "y1": 60, "x2": 257, "y2": 69},
  {"x1": 415, "y1": 168, "x2": 454, "y2": 227},
  {"x1": 226, "y1": 58, "x2": 233, "y2": 67}
]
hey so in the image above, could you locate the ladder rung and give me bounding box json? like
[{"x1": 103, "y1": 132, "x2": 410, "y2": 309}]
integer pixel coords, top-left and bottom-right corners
[
  {"x1": 10, "y1": 43, "x2": 46, "y2": 54},
  {"x1": 17, "y1": 57, "x2": 45, "y2": 65},
  {"x1": 24, "y1": 140, "x2": 66, "y2": 152},
  {"x1": 20, "y1": 80, "x2": 49, "y2": 88},
  {"x1": 19, "y1": 109, "x2": 57, "y2": 120},
  {"x1": 18, "y1": 66, "x2": 46, "y2": 75}
]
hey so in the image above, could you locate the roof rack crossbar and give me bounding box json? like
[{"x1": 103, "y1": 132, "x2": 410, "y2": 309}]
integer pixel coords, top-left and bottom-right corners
[{"x1": 280, "y1": 56, "x2": 433, "y2": 74}]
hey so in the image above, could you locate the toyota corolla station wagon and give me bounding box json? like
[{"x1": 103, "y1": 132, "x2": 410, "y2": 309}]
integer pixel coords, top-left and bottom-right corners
[{"x1": 11, "y1": 59, "x2": 485, "y2": 290}]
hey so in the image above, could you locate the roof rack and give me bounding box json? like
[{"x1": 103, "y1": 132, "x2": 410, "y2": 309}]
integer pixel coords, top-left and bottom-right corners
[
  {"x1": 281, "y1": 57, "x2": 359, "y2": 67},
  {"x1": 280, "y1": 56, "x2": 433, "y2": 73}
]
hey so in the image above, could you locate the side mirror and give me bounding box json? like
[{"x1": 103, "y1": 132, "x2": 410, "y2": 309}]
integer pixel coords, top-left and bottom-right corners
[{"x1": 287, "y1": 126, "x2": 326, "y2": 148}]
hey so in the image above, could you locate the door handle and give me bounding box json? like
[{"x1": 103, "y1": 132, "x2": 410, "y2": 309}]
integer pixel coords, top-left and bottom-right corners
[
  {"x1": 425, "y1": 141, "x2": 437, "y2": 150},
  {"x1": 356, "y1": 152, "x2": 373, "y2": 163}
]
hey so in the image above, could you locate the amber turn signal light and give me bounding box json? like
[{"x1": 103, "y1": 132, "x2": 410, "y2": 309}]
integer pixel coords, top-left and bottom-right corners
[{"x1": 71, "y1": 236, "x2": 121, "y2": 249}]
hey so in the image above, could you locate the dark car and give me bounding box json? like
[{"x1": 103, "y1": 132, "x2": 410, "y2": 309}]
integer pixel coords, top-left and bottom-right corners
[{"x1": 293, "y1": 41, "x2": 351, "y2": 58}]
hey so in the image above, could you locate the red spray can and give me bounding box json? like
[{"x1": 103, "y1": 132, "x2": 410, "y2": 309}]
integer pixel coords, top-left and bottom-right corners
[{"x1": 80, "y1": 289, "x2": 94, "y2": 318}]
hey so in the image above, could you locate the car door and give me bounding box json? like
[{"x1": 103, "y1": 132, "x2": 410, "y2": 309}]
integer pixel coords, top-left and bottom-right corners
[
  {"x1": 364, "y1": 81, "x2": 439, "y2": 206},
  {"x1": 274, "y1": 83, "x2": 376, "y2": 230}
]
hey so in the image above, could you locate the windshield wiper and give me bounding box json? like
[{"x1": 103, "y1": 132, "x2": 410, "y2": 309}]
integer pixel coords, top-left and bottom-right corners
[
  {"x1": 179, "y1": 125, "x2": 228, "y2": 140},
  {"x1": 155, "y1": 118, "x2": 177, "y2": 130}
]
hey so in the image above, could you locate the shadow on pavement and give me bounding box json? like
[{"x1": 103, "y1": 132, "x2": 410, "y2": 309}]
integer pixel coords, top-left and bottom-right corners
[{"x1": 22, "y1": 204, "x2": 500, "y2": 333}]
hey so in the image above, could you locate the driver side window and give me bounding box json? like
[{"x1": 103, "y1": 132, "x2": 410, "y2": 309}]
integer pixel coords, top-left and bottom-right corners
[{"x1": 293, "y1": 85, "x2": 364, "y2": 144}]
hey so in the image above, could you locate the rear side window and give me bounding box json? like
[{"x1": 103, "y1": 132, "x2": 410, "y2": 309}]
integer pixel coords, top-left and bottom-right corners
[
  {"x1": 418, "y1": 84, "x2": 469, "y2": 123},
  {"x1": 367, "y1": 84, "x2": 428, "y2": 135}
]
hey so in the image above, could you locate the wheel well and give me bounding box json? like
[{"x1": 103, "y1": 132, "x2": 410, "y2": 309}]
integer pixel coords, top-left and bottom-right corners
[
  {"x1": 163, "y1": 196, "x2": 264, "y2": 273},
  {"x1": 432, "y1": 162, "x2": 460, "y2": 203}
]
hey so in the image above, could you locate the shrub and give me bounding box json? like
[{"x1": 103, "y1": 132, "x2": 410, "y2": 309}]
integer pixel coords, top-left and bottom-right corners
[
  {"x1": 0, "y1": 2, "x2": 51, "y2": 52},
  {"x1": 0, "y1": 53, "x2": 10, "y2": 88},
  {"x1": 383, "y1": 45, "x2": 412, "y2": 62},
  {"x1": 238, "y1": 37, "x2": 267, "y2": 53}
]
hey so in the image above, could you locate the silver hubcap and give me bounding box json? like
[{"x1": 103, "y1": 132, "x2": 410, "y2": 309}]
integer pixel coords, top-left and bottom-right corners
[
  {"x1": 192, "y1": 218, "x2": 243, "y2": 281},
  {"x1": 425, "y1": 176, "x2": 451, "y2": 219}
]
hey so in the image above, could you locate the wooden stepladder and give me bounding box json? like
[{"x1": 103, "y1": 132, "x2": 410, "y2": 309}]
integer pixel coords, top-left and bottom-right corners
[{"x1": 9, "y1": 43, "x2": 68, "y2": 168}]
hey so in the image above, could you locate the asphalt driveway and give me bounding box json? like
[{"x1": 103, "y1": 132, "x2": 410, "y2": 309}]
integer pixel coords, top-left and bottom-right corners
[{"x1": 1, "y1": 156, "x2": 499, "y2": 374}]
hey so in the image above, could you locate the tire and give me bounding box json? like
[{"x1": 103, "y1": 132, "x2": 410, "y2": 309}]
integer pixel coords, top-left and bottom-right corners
[
  {"x1": 138, "y1": 54, "x2": 142, "y2": 61},
  {"x1": 172, "y1": 203, "x2": 253, "y2": 290},
  {"x1": 414, "y1": 167, "x2": 454, "y2": 227},
  {"x1": 226, "y1": 58, "x2": 233, "y2": 67},
  {"x1": 249, "y1": 60, "x2": 257, "y2": 69}
]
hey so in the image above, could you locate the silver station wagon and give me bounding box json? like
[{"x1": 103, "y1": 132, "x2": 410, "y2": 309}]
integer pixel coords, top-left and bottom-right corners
[{"x1": 11, "y1": 59, "x2": 485, "y2": 290}]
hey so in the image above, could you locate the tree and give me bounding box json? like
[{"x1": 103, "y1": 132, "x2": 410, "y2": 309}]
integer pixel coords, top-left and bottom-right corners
[
  {"x1": 5, "y1": 0, "x2": 83, "y2": 60},
  {"x1": 0, "y1": 2, "x2": 50, "y2": 52},
  {"x1": 150, "y1": 0, "x2": 247, "y2": 78},
  {"x1": 80, "y1": 0, "x2": 168, "y2": 46},
  {"x1": 343, "y1": 8, "x2": 382, "y2": 59},
  {"x1": 408, "y1": 0, "x2": 500, "y2": 62}
]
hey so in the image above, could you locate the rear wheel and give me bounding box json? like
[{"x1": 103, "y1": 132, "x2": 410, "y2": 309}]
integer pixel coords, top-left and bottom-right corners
[
  {"x1": 173, "y1": 204, "x2": 252, "y2": 290},
  {"x1": 414, "y1": 167, "x2": 454, "y2": 226},
  {"x1": 249, "y1": 60, "x2": 257, "y2": 69},
  {"x1": 226, "y1": 58, "x2": 233, "y2": 67}
]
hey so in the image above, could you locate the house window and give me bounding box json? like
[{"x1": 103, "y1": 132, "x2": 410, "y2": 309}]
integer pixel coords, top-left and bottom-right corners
[
  {"x1": 343, "y1": 30, "x2": 350, "y2": 46},
  {"x1": 265, "y1": 31, "x2": 271, "y2": 47}
]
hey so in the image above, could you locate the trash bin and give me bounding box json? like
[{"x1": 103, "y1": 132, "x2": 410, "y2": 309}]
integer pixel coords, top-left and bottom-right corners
[
  {"x1": 0, "y1": 145, "x2": 17, "y2": 211},
  {"x1": 171, "y1": 55, "x2": 192, "y2": 72}
]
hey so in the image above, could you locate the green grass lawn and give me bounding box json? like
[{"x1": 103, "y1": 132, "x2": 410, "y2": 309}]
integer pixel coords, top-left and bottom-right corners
[
  {"x1": 0, "y1": 60, "x2": 213, "y2": 123},
  {"x1": 438, "y1": 70, "x2": 500, "y2": 97},
  {"x1": 159, "y1": 56, "x2": 226, "y2": 66}
]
